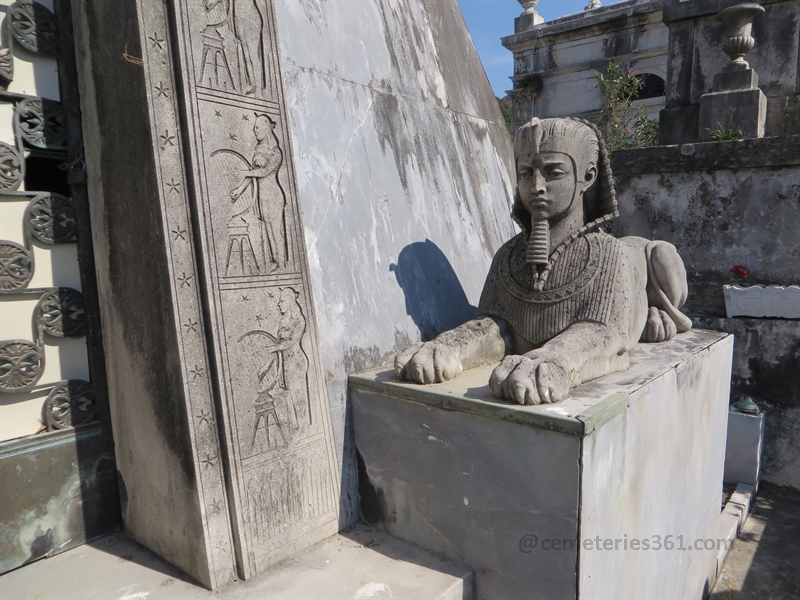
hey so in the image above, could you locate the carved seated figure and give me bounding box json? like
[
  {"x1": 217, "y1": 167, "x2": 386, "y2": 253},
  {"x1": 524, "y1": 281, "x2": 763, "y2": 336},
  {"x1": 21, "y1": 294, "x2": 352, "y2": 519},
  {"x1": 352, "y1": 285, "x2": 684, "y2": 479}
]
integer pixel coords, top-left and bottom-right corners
[{"x1": 395, "y1": 117, "x2": 692, "y2": 405}]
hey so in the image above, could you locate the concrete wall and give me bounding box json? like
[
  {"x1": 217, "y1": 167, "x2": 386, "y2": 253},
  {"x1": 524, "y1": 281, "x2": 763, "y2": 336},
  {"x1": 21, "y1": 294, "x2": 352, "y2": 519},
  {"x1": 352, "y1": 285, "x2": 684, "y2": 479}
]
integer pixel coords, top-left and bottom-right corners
[
  {"x1": 273, "y1": 0, "x2": 516, "y2": 525},
  {"x1": 501, "y1": 0, "x2": 667, "y2": 127},
  {"x1": 613, "y1": 138, "x2": 800, "y2": 490}
]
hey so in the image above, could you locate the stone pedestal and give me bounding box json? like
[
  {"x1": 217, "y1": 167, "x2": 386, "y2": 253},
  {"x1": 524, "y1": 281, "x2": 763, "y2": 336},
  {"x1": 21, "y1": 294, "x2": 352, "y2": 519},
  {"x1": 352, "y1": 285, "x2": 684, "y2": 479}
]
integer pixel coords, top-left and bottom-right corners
[
  {"x1": 515, "y1": 11, "x2": 544, "y2": 33},
  {"x1": 699, "y1": 87, "x2": 767, "y2": 140},
  {"x1": 351, "y1": 330, "x2": 733, "y2": 599}
]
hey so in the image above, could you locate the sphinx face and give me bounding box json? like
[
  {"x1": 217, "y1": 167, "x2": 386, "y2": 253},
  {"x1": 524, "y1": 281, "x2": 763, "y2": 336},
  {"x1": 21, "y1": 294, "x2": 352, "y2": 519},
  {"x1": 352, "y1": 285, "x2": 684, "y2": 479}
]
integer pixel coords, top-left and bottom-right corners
[{"x1": 517, "y1": 151, "x2": 578, "y2": 222}]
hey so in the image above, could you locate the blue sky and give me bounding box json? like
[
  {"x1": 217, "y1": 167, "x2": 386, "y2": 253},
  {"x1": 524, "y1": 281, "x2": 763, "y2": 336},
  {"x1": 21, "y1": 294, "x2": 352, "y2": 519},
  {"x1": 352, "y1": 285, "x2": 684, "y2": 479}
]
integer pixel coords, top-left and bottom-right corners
[{"x1": 457, "y1": 0, "x2": 616, "y2": 97}]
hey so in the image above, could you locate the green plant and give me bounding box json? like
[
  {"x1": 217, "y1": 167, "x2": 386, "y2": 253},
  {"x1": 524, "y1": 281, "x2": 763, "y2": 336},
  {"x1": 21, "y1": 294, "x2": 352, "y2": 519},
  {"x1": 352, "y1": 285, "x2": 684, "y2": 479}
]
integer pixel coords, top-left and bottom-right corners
[
  {"x1": 704, "y1": 126, "x2": 744, "y2": 141},
  {"x1": 595, "y1": 60, "x2": 659, "y2": 153},
  {"x1": 496, "y1": 96, "x2": 513, "y2": 136}
]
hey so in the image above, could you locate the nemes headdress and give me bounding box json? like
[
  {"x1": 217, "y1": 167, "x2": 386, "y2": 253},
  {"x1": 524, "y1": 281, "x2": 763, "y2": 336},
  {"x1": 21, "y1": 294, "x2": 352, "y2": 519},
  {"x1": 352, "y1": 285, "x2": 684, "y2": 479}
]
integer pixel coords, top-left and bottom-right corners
[{"x1": 511, "y1": 117, "x2": 618, "y2": 236}]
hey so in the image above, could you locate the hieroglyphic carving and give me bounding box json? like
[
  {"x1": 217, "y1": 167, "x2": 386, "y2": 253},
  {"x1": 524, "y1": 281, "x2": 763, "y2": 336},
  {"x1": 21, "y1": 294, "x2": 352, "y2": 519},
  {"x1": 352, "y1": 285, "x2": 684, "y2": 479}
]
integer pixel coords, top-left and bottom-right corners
[
  {"x1": 0, "y1": 47, "x2": 13, "y2": 88},
  {"x1": 198, "y1": 0, "x2": 277, "y2": 98},
  {"x1": 238, "y1": 287, "x2": 310, "y2": 456},
  {"x1": 25, "y1": 193, "x2": 78, "y2": 244},
  {"x1": 44, "y1": 380, "x2": 96, "y2": 430},
  {"x1": 14, "y1": 97, "x2": 68, "y2": 151},
  {"x1": 246, "y1": 444, "x2": 336, "y2": 544},
  {"x1": 0, "y1": 340, "x2": 43, "y2": 393},
  {"x1": 0, "y1": 241, "x2": 34, "y2": 290},
  {"x1": 35, "y1": 288, "x2": 87, "y2": 337},
  {"x1": 0, "y1": 142, "x2": 24, "y2": 190},
  {"x1": 7, "y1": 0, "x2": 59, "y2": 55},
  {"x1": 211, "y1": 114, "x2": 288, "y2": 277},
  {"x1": 155, "y1": 0, "x2": 338, "y2": 577}
]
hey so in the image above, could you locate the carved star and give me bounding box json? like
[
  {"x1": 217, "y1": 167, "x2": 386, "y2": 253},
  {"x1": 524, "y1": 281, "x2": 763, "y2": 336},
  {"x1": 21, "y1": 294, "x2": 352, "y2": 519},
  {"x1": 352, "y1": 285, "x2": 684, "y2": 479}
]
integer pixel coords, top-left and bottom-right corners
[
  {"x1": 202, "y1": 453, "x2": 217, "y2": 468},
  {"x1": 172, "y1": 226, "x2": 186, "y2": 240},
  {"x1": 167, "y1": 178, "x2": 181, "y2": 193},
  {"x1": 196, "y1": 409, "x2": 210, "y2": 425},
  {"x1": 160, "y1": 129, "x2": 175, "y2": 148},
  {"x1": 178, "y1": 272, "x2": 194, "y2": 287},
  {"x1": 209, "y1": 497, "x2": 222, "y2": 515},
  {"x1": 241, "y1": 294, "x2": 251, "y2": 302},
  {"x1": 155, "y1": 82, "x2": 170, "y2": 98},
  {"x1": 213, "y1": 540, "x2": 227, "y2": 553},
  {"x1": 148, "y1": 33, "x2": 165, "y2": 50},
  {"x1": 242, "y1": 114, "x2": 250, "y2": 122},
  {"x1": 267, "y1": 291, "x2": 275, "y2": 299},
  {"x1": 190, "y1": 364, "x2": 205, "y2": 379},
  {"x1": 183, "y1": 318, "x2": 198, "y2": 333},
  {"x1": 228, "y1": 133, "x2": 237, "y2": 142},
  {"x1": 255, "y1": 314, "x2": 264, "y2": 325},
  {"x1": 214, "y1": 109, "x2": 222, "y2": 118}
]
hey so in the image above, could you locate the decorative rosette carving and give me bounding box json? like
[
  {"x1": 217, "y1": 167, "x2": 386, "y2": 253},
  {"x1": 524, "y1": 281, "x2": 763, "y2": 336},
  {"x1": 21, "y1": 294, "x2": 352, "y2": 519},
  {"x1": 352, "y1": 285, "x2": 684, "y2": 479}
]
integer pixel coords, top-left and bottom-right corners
[
  {"x1": 44, "y1": 380, "x2": 96, "y2": 430},
  {"x1": 35, "y1": 288, "x2": 87, "y2": 337},
  {"x1": 0, "y1": 340, "x2": 44, "y2": 393},
  {"x1": 8, "y1": 0, "x2": 59, "y2": 56},
  {"x1": 0, "y1": 142, "x2": 24, "y2": 190},
  {"x1": 0, "y1": 47, "x2": 13, "y2": 87},
  {"x1": 25, "y1": 193, "x2": 78, "y2": 244},
  {"x1": 0, "y1": 241, "x2": 34, "y2": 290},
  {"x1": 14, "y1": 97, "x2": 68, "y2": 151}
]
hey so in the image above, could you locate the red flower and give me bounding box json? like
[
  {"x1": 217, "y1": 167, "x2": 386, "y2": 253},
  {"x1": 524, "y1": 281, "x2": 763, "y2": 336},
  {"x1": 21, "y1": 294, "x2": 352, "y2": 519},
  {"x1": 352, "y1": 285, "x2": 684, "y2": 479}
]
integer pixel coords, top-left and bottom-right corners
[{"x1": 730, "y1": 264, "x2": 750, "y2": 279}]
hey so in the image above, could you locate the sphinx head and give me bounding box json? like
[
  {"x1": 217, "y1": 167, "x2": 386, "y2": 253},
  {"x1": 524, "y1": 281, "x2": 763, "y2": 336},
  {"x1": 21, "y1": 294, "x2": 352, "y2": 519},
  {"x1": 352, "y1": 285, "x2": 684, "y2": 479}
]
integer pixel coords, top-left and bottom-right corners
[{"x1": 511, "y1": 117, "x2": 617, "y2": 235}]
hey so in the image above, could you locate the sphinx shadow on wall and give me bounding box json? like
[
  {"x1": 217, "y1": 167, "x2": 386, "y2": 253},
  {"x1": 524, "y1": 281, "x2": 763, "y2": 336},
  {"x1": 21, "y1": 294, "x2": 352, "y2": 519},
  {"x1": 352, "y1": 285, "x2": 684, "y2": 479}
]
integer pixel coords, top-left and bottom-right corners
[{"x1": 390, "y1": 240, "x2": 477, "y2": 342}]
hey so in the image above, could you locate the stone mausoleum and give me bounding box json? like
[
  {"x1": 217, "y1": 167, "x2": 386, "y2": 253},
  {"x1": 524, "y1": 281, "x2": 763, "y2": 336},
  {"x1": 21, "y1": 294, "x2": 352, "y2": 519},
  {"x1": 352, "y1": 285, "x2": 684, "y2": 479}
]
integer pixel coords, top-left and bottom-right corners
[{"x1": 0, "y1": 0, "x2": 798, "y2": 598}]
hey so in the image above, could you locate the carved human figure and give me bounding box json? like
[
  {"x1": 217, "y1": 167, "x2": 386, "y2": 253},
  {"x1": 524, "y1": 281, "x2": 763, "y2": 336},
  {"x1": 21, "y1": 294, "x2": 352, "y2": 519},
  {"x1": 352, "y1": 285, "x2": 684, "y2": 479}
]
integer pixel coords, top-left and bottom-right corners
[
  {"x1": 395, "y1": 117, "x2": 691, "y2": 405},
  {"x1": 230, "y1": 114, "x2": 288, "y2": 270},
  {"x1": 240, "y1": 287, "x2": 310, "y2": 449},
  {"x1": 231, "y1": 0, "x2": 271, "y2": 96},
  {"x1": 274, "y1": 288, "x2": 310, "y2": 435}
]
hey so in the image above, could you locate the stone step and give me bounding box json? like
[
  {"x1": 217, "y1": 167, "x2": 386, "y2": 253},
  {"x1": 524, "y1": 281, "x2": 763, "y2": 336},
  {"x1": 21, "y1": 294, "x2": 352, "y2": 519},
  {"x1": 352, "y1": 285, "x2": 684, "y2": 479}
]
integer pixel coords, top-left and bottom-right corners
[{"x1": 0, "y1": 524, "x2": 473, "y2": 600}]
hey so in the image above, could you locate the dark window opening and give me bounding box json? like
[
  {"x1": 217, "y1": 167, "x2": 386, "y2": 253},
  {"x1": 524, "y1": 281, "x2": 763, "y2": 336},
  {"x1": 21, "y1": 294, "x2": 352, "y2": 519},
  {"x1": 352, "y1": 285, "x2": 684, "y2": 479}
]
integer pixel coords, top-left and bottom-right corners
[{"x1": 634, "y1": 74, "x2": 666, "y2": 101}]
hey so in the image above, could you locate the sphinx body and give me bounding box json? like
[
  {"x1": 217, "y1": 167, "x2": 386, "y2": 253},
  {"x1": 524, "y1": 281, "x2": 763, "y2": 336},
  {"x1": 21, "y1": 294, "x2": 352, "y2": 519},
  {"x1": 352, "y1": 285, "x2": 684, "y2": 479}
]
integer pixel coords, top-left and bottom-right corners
[{"x1": 395, "y1": 117, "x2": 692, "y2": 405}]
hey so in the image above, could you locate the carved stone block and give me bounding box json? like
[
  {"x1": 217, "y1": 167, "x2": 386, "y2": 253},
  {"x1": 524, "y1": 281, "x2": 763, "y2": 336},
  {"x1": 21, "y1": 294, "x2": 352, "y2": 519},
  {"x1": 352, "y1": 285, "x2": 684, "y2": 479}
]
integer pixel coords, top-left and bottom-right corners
[{"x1": 73, "y1": 0, "x2": 339, "y2": 589}]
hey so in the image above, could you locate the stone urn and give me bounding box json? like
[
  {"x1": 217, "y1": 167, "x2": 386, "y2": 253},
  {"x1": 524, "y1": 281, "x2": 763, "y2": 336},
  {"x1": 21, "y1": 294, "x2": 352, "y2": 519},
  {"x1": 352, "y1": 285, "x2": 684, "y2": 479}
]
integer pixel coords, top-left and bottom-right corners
[
  {"x1": 716, "y1": 3, "x2": 765, "y2": 71},
  {"x1": 517, "y1": 0, "x2": 539, "y2": 14}
]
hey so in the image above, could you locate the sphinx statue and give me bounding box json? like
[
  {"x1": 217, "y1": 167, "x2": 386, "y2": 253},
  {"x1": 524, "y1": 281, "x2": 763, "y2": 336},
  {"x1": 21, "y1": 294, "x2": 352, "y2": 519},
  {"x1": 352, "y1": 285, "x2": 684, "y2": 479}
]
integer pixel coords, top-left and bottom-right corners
[{"x1": 395, "y1": 117, "x2": 692, "y2": 405}]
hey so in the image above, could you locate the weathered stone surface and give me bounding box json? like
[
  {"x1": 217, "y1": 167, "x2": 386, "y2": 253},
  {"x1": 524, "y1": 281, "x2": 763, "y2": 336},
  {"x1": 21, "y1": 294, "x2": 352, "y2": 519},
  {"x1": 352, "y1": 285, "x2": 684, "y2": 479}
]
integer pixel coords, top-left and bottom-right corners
[
  {"x1": 0, "y1": 423, "x2": 119, "y2": 574},
  {"x1": 73, "y1": 0, "x2": 340, "y2": 588},
  {"x1": 612, "y1": 135, "x2": 800, "y2": 175},
  {"x1": 713, "y1": 67, "x2": 758, "y2": 92},
  {"x1": 659, "y1": 105, "x2": 700, "y2": 145},
  {"x1": 0, "y1": 526, "x2": 474, "y2": 600},
  {"x1": 352, "y1": 329, "x2": 732, "y2": 599},
  {"x1": 613, "y1": 143, "x2": 800, "y2": 317},
  {"x1": 273, "y1": 0, "x2": 517, "y2": 528},
  {"x1": 395, "y1": 117, "x2": 692, "y2": 407},
  {"x1": 699, "y1": 87, "x2": 766, "y2": 140}
]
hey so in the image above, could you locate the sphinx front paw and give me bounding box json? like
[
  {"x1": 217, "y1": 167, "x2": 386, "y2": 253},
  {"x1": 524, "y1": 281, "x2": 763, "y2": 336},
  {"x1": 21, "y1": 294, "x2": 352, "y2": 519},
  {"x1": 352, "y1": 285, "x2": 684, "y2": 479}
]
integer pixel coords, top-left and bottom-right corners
[
  {"x1": 394, "y1": 341, "x2": 463, "y2": 384},
  {"x1": 489, "y1": 354, "x2": 570, "y2": 405}
]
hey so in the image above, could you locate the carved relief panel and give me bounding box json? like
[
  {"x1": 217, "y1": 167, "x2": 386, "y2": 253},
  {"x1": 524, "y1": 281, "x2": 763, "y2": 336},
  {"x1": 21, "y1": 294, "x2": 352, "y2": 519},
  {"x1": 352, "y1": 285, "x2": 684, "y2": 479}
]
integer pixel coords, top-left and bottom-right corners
[{"x1": 138, "y1": 0, "x2": 340, "y2": 580}]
